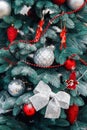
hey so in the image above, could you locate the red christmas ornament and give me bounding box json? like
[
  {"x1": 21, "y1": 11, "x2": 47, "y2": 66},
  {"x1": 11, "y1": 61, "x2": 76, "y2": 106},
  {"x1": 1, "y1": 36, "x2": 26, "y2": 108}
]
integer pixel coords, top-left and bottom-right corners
[
  {"x1": 23, "y1": 103, "x2": 36, "y2": 116},
  {"x1": 66, "y1": 71, "x2": 79, "y2": 90},
  {"x1": 7, "y1": 25, "x2": 18, "y2": 43},
  {"x1": 60, "y1": 26, "x2": 67, "y2": 50},
  {"x1": 29, "y1": 18, "x2": 45, "y2": 43},
  {"x1": 67, "y1": 104, "x2": 79, "y2": 124},
  {"x1": 64, "y1": 59, "x2": 76, "y2": 70},
  {"x1": 52, "y1": 0, "x2": 66, "y2": 5}
]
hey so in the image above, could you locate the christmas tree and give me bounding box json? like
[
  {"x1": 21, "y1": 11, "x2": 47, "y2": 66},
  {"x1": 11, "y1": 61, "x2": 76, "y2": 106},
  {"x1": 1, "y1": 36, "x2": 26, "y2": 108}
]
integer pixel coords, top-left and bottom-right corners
[{"x1": 0, "y1": 0, "x2": 87, "y2": 129}]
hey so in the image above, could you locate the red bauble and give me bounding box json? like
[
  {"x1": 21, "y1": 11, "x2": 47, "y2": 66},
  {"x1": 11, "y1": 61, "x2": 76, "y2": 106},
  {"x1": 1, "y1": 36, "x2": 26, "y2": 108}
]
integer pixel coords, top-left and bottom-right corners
[
  {"x1": 7, "y1": 25, "x2": 18, "y2": 43},
  {"x1": 23, "y1": 103, "x2": 36, "y2": 116},
  {"x1": 52, "y1": 0, "x2": 66, "y2": 5},
  {"x1": 64, "y1": 59, "x2": 76, "y2": 70},
  {"x1": 66, "y1": 104, "x2": 79, "y2": 124}
]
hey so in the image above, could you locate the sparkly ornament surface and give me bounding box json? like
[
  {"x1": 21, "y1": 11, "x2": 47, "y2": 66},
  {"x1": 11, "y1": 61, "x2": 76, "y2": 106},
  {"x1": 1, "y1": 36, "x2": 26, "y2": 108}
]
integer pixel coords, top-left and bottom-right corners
[
  {"x1": 52, "y1": 0, "x2": 66, "y2": 5},
  {"x1": 67, "y1": 0, "x2": 84, "y2": 10},
  {"x1": 34, "y1": 47, "x2": 55, "y2": 67},
  {"x1": 0, "y1": 1, "x2": 11, "y2": 18},
  {"x1": 23, "y1": 103, "x2": 36, "y2": 116},
  {"x1": 64, "y1": 59, "x2": 76, "y2": 70},
  {"x1": 66, "y1": 104, "x2": 79, "y2": 124},
  {"x1": 8, "y1": 79, "x2": 25, "y2": 97}
]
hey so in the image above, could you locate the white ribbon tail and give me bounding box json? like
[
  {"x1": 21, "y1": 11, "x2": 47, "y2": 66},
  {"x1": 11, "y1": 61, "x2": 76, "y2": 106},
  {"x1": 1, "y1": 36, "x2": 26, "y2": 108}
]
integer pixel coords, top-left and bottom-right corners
[
  {"x1": 45, "y1": 98, "x2": 61, "y2": 119},
  {"x1": 56, "y1": 91, "x2": 70, "y2": 109}
]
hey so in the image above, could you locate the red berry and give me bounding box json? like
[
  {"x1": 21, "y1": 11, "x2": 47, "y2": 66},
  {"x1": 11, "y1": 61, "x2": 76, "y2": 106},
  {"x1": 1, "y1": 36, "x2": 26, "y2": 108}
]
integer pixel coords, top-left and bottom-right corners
[
  {"x1": 23, "y1": 103, "x2": 36, "y2": 116},
  {"x1": 7, "y1": 26, "x2": 18, "y2": 43},
  {"x1": 64, "y1": 59, "x2": 76, "y2": 70},
  {"x1": 66, "y1": 104, "x2": 79, "y2": 124},
  {"x1": 52, "y1": 0, "x2": 66, "y2": 5}
]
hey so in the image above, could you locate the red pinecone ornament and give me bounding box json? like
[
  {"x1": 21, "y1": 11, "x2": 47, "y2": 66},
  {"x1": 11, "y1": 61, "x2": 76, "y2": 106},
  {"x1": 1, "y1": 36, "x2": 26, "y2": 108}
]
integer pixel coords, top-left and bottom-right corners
[
  {"x1": 52, "y1": 0, "x2": 66, "y2": 5},
  {"x1": 67, "y1": 104, "x2": 79, "y2": 124},
  {"x1": 23, "y1": 103, "x2": 36, "y2": 116},
  {"x1": 64, "y1": 59, "x2": 76, "y2": 70},
  {"x1": 7, "y1": 25, "x2": 18, "y2": 43}
]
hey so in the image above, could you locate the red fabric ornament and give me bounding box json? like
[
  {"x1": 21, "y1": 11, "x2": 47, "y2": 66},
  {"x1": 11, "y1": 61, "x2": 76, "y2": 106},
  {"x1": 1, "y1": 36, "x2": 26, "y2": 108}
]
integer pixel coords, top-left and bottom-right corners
[
  {"x1": 29, "y1": 19, "x2": 45, "y2": 43},
  {"x1": 64, "y1": 59, "x2": 76, "y2": 70},
  {"x1": 60, "y1": 27, "x2": 67, "y2": 50},
  {"x1": 66, "y1": 71, "x2": 78, "y2": 90},
  {"x1": 7, "y1": 25, "x2": 18, "y2": 43},
  {"x1": 66, "y1": 104, "x2": 79, "y2": 124},
  {"x1": 52, "y1": 0, "x2": 66, "y2": 5},
  {"x1": 23, "y1": 103, "x2": 36, "y2": 116}
]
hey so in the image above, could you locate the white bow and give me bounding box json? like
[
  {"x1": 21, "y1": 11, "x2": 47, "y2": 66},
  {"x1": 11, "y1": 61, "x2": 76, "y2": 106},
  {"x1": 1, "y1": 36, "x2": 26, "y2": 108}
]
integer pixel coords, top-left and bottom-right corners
[{"x1": 29, "y1": 81, "x2": 70, "y2": 119}]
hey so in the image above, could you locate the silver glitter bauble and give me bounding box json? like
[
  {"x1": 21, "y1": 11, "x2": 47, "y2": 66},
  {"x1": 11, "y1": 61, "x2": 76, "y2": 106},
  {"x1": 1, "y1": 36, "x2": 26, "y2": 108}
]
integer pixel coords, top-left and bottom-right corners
[
  {"x1": 67, "y1": 0, "x2": 84, "y2": 10},
  {"x1": 0, "y1": 0, "x2": 11, "y2": 18},
  {"x1": 8, "y1": 79, "x2": 25, "y2": 97},
  {"x1": 34, "y1": 47, "x2": 55, "y2": 67}
]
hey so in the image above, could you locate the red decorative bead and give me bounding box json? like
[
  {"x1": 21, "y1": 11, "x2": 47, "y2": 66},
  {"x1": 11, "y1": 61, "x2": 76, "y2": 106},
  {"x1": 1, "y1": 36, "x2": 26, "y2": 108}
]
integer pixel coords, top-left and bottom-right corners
[
  {"x1": 23, "y1": 103, "x2": 36, "y2": 116},
  {"x1": 7, "y1": 25, "x2": 18, "y2": 43},
  {"x1": 64, "y1": 59, "x2": 76, "y2": 70},
  {"x1": 52, "y1": 0, "x2": 66, "y2": 5},
  {"x1": 66, "y1": 104, "x2": 79, "y2": 124}
]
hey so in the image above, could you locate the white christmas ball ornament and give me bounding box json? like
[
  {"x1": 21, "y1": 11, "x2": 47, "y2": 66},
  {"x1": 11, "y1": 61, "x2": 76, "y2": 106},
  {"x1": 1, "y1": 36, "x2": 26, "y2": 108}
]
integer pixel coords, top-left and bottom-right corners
[
  {"x1": 8, "y1": 79, "x2": 25, "y2": 97},
  {"x1": 0, "y1": 1, "x2": 11, "y2": 18},
  {"x1": 34, "y1": 47, "x2": 55, "y2": 67},
  {"x1": 67, "y1": 0, "x2": 84, "y2": 10}
]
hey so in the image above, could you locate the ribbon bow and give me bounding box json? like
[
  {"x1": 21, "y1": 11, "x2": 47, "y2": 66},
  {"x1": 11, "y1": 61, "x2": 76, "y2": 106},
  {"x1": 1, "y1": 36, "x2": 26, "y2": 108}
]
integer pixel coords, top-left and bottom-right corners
[{"x1": 29, "y1": 81, "x2": 70, "y2": 119}]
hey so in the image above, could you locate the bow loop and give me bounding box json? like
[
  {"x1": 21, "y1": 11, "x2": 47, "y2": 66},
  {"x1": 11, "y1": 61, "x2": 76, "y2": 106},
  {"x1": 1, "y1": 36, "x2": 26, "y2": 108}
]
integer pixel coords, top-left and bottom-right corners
[
  {"x1": 56, "y1": 91, "x2": 70, "y2": 109},
  {"x1": 29, "y1": 93, "x2": 49, "y2": 111},
  {"x1": 34, "y1": 81, "x2": 51, "y2": 95}
]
